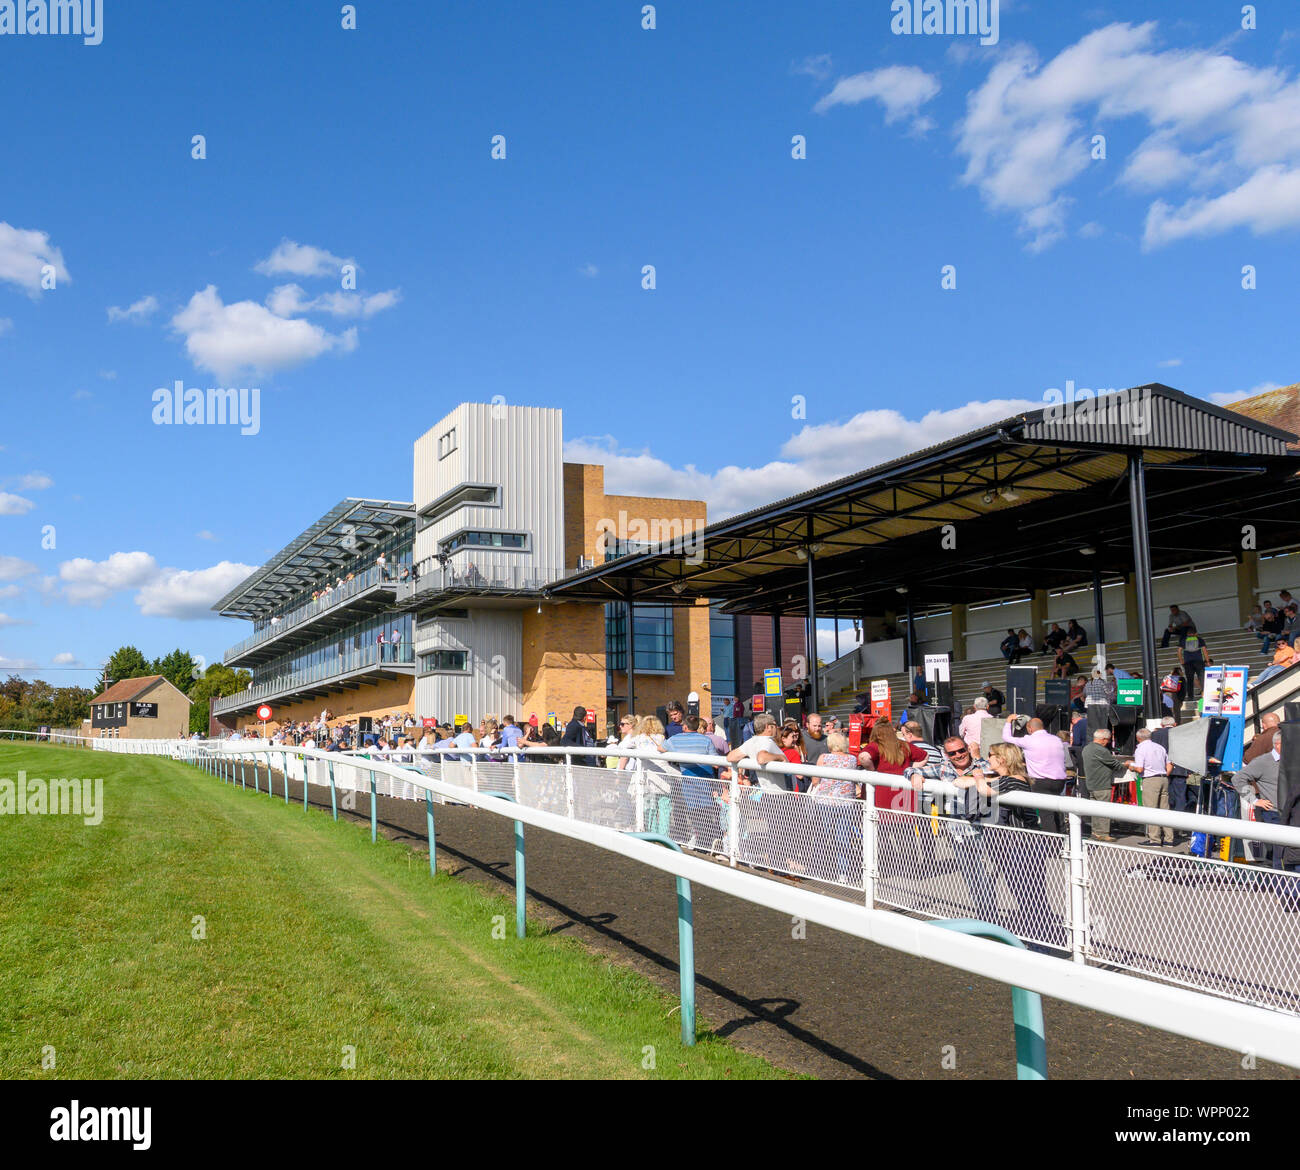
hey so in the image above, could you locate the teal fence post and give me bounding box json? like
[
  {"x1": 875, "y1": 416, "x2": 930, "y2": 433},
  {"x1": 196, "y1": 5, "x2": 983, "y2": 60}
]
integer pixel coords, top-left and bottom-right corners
[
  {"x1": 628, "y1": 832, "x2": 695, "y2": 1047},
  {"x1": 240, "y1": 755, "x2": 246, "y2": 790},
  {"x1": 425, "y1": 793, "x2": 437, "y2": 876},
  {"x1": 933, "y1": 918, "x2": 1048, "y2": 1080},
  {"x1": 328, "y1": 760, "x2": 338, "y2": 821},
  {"x1": 494, "y1": 794, "x2": 526, "y2": 939},
  {"x1": 253, "y1": 755, "x2": 260, "y2": 794},
  {"x1": 282, "y1": 753, "x2": 289, "y2": 804},
  {"x1": 369, "y1": 770, "x2": 377, "y2": 843},
  {"x1": 303, "y1": 755, "x2": 309, "y2": 811}
]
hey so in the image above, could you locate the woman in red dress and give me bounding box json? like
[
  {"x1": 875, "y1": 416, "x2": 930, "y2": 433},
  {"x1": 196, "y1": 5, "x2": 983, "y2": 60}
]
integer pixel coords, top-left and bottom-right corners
[{"x1": 858, "y1": 719, "x2": 927, "y2": 813}]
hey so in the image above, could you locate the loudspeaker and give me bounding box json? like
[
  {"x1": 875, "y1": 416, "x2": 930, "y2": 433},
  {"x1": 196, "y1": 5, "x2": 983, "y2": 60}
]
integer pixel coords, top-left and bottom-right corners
[
  {"x1": 1166, "y1": 715, "x2": 1231, "y2": 775},
  {"x1": 1286, "y1": 702, "x2": 1300, "y2": 723},
  {"x1": 914, "y1": 705, "x2": 950, "y2": 746},
  {"x1": 1043, "y1": 679, "x2": 1071, "y2": 708},
  {"x1": 358, "y1": 716, "x2": 373, "y2": 733},
  {"x1": 1007, "y1": 666, "x2": 1037, "y2": 715},
  {"x1": 1035, "y1": 703, "x2": 1067, "y2": 734}
]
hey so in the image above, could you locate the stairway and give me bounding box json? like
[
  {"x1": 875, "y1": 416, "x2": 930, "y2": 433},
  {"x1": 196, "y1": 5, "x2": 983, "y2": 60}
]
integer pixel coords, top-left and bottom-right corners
[{"x1": 819, "y1": 626, "x2": 1272, "y2": 721}]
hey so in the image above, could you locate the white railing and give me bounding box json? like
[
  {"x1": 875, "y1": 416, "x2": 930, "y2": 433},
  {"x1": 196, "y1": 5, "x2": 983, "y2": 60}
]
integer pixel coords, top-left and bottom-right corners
[{"x1": 8, "y1": 728, "x2": 1300, "y2": 1067}]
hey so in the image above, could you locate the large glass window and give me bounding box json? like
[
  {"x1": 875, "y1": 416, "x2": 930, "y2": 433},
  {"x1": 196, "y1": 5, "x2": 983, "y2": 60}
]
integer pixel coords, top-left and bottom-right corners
[
  {"x1": 605, "y1": 603, "x2": 674, "y2": 673},
  {"x1": 419, "y1": 650, "x2": 469, "y2": 673},
  {"x1": 440, "y1": 530, "x2": 528, "y2": 554},
  {"x1": 710, "y1": 603, "x2": 736, "y2": 699}
]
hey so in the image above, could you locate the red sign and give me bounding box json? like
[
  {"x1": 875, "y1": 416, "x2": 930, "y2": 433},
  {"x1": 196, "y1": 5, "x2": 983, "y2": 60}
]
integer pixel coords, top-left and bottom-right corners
[
  {"x1": 257, "y1": 705, "x2": 272, "y2": 721},
  {"x1": 752, "y1": 694, "x2": 765, "y2": 714},
  {"x1": 585, "y1": 708, "x2": 596, "y2": 724},
  {"x1": 528, "y1": 713, "x2": 539, "y2": 727},
  {"x1": 422, "y1": 717, "x2": 435, "y2": 728},
  {"x1": 848, "y1": 713, "x2": 864, "y2": 753}
]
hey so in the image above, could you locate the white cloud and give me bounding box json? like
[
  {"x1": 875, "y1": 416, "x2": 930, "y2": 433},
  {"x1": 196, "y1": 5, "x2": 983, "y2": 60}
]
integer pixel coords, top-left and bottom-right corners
[
  {"x1": 815, "y1": 65, "x2": 940, "y2": 128},
  {"x1": 0, "y1": 655, "x2": 37, "y2": 671},
  {"x1": 0, "y1": 221, "x2": 69, "y2": 295},
  {"x1": 266, "y1": 283, "x2": 401, "y2": 319},
  {"x1": 0, "y1": 584, "x2": 20, "y2": 600},
  {"x1": 1208, "y1": 381, "x2": 1284, "y2": 406},
  {"x1": 0, "y1": 492, "x2": 35, "y2": 516},
  {"x1": 56, "y1": 551, "x2": 159, "y2": 606},
  {"x1": 1077, "y1": 221, "x2": 1105, "y2": 238},
  {"x1": 0, "y1": 556, "x2": 36, "y2": 581},
  {"x1": 172, "y1": 285, "x2": 358, "y2": 379},
  {"x1": 196, "y1": 530, "x2": 218, "y2": 541},
  {"x1": 254, "y1": 239, "x2": 351, "y2": 278},
  {"x1": 578, "y1": 263, "x2": 599, "y2": 278},
  {"x1": 567, "y1": 396, "x2": 1044, "y2": 519},
  {"x1": 1157, "y1": 358, "x2": 1183, "y2": 367},
  {"x1": 72, "y1": 389, "x2": 93, "y2": 401},
  {"x1": 107, "y1": 294, "x2": 159, "y2": 323},
  {"x1": 0, "y1": 613, "x2": 27, "y2": 627},
  {"x1": 16, "y1": 472, "x2": 52, "y2": 490},
  {"x1": 0, "y1": 318, "x2": 11, "y2": 335},
  {"x1": 792, "y1": 54, "x2": 833, "y2": 81},
  {"x1": 51, "y1": 550, "x2": 255, "y2": 620},
  {"x1": 52, "y1": 652, "x2": 82, "y2": 666},
  {"x1": 136, "y1": 561, "x2": 256, "y2": 620},
  {"x1": 948, "y1": 22, "x2": 1300, "y2": 250}
]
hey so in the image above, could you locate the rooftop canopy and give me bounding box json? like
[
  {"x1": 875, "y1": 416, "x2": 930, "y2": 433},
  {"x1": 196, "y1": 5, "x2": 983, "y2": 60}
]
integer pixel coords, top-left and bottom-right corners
[
  {"x1": 544, "y1": 384, "x2": 1300, "y2": 618},
  {"x1": 213, "y1": 498, "x2": 415, "y2": 620}
]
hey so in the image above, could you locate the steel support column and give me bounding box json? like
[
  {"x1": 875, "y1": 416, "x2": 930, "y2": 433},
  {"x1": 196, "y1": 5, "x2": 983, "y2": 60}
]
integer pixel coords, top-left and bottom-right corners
[
  {"x1": 1091, "y1": 569, "x2": 1106, "y2": 647},
  {"x1": 806, "y1": 549, "x2": 819, "y2": 711},
  {"x1": 625, "y1": 594, "x2": 637, "y2": 717},
  {"x1": 1127, "y1": 453, "x2": 1161, "y2": 717}
]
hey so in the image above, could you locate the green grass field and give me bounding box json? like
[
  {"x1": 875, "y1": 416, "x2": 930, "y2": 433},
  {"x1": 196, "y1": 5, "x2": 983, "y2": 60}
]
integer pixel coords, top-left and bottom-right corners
[{"x1": 0, "y1": 744, "x2": 787, "y2": 1079}]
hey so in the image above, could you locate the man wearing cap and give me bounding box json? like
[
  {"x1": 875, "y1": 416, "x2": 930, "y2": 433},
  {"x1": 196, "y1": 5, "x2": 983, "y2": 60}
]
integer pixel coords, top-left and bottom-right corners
[{"x1": 980, "y1": 680, "x2": 1004, "y2": 717}]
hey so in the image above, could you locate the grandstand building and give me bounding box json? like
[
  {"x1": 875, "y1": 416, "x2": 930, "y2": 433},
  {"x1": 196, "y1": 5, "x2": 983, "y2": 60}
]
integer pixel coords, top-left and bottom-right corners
[
  {"x1": 212, "y1": 404, "x2": 713, "y2": 735},
  {"x1": 86, "y1": 674, "x2": 192, "y2": 739}
]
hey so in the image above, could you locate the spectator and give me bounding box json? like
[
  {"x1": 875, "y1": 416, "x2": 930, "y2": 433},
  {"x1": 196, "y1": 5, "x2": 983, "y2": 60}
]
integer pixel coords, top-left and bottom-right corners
[
  {"x1": 1040, "y1": 622, "x2": 1066, "y2": 656},
  {"x1": 612, "y1": 715, "x2": 639, "y2": 769},
  {"x1": 1080, "y1": 728, "x2": 1129, "y2": 841},
  {"x1": 1152, "y1": 716, "x2": 1193, "y2": 816},
  {"x1": 1260, "y1": 601, "x2": 1284, "y2": 655},
  {"x1": 980, "y1": 680, "x2": 1005, "y2": 717},
  {"x1": 561, "y1": 706, "x2": 593, "y2": 750},
  {"x1": 1178, "y1": 631, "x2": 1211, "y2": 698},
  {"x1": 1001, "y1": 713, "x2": 1068, "y2": 832},
  {"x1": 932, "y1": 736, "x2": 999, "y2": 924},
  {"x1": 726, "y1": 713, "x2": 789, "y2": 790},
  {"x1": 1244, "y1": 712, "x2": 1282, "y2": 765},
  {"x1": 801, "y1": 712, "x2": 829, "y2": 765},
  {"x1": 1234, "y1": 729, "x2": 1284, "y2": 869},
  {"x1": 806, "y1": 731, "x2": 863, "y2": 884},
  {"x1": 1160, "y1": 605, "x2": 1196, "y2": 648},
  {"x1": 1245, "y1": 605, "x2": 1266, "y2": 648},
  {"x1": 999, "y1": 629, "x2": 1020, "y2": 664},
  {"x1": 700, "y1": 717, "x2": 728, "y2": 754},
  {"x1": 1063, "y1": 619, "x2": 1088, "y2": 652},
  {"x1": 911, "y1": 666, "x2": 928, "y2": 700},
  {"x1": 960, "y1": 697, "x2": 993, "y2": 756},
  {"x1": 1017, "y1": 628, "x2": 1034, "y2": 661},
  {"x1": 1051, "y1": 646, "x2": 1079, "y2": 679},
  {"x1": 1132, "y1": 727, "x2": 1173, "y2": 846},
  {"x1": 670, "y1": 714, "x2": 723, "y2": 852},
  {"x1": 1160, "y1": 666, "x2": 1186, "y2": 722},
  {"x1": 500, "y1": 714, "x2": 523, "y2": 750},
  {"x1": 858, "y1": 719, "x2": 927, "y2": 812},
  {"x1": 663, "y1": 700, "x2": 686, "y2": 739}
]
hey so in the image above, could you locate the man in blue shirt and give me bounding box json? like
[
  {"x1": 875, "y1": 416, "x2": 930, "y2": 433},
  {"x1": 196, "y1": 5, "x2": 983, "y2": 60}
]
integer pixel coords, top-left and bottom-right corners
[
  {"x1": 669, "y1": 715, "x2": 722, "y2": 851},
  {"x1": 499, "y1": 714, "x2": 523, "y2": 749},
  {"x1": 663, "y1": 700, "x2": 686, "y2": 739}
]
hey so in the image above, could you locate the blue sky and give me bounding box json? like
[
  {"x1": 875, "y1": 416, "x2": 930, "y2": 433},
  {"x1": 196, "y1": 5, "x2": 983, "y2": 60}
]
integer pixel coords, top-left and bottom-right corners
[{"x1": 2, "y1": 0, "x2": 1298, "y2": 683}]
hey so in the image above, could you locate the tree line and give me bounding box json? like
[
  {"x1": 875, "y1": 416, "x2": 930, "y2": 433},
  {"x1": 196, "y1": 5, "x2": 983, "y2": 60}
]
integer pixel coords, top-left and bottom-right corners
[{"x1": 0, "y1": 645, "x2": 250, "y2": 736}]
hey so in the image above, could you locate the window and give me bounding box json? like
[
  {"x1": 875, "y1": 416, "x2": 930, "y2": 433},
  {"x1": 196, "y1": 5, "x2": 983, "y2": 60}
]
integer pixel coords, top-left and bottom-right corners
[
  {"x1": 419, "y1": 650, "x2": 469, "y2": 673},
  {"x1": 437, "y1": 427, "x2": 457, "y2": 460},
  {"x1": 605, "y1": 603, "x2": 674, "y2": 673},
  {"x1": 440, "y1": 530, "x2": 528, "y2": 554},
  {"x1": 418, "y1": 483, "x2": 499, "y2": 529}
]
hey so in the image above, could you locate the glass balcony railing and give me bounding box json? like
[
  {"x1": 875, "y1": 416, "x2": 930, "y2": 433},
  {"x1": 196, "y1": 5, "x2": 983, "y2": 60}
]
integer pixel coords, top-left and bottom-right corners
[
  {"x1": 409, "y1": 558, "x2": 576, "y2": 597},
  {"x1": 224, "y1": 563, "x2": 413, "y2": 662},
  {"x1": 214, "y1": 641, "x2": 415, "y2": 715}
]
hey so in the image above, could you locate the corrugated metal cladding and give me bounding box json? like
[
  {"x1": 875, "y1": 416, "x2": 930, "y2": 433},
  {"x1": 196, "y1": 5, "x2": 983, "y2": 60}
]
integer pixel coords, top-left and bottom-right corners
[
  {"x1": 412, "y1": 403, "x2": 565, "y2": 575},
  {"x1": 1023, "y1": 392, "x2": 1292, "y2": 455},
  {"x1": 413, "y1": 610, "x2": 523, "y2": 720}
]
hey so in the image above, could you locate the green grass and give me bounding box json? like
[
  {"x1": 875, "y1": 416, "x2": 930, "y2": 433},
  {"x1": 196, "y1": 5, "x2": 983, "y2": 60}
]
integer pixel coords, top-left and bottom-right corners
[{"x1": 0, "y1": 744, "x2": 789, "y2": 1079}]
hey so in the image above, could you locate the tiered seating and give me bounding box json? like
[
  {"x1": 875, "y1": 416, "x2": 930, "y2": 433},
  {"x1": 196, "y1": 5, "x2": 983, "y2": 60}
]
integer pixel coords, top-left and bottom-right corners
[{"x1": 820, "y1": 626, "x2": 1270, "y2": 721}]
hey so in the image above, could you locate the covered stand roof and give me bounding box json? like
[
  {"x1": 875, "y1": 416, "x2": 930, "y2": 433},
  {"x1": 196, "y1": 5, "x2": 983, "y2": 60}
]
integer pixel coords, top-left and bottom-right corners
[
  {"x1": 544, "y1": 385, "x2": 1300, "y2": 617},
  {"x1": 213, "y1": 498, "x2": 415, "y2": 620}
]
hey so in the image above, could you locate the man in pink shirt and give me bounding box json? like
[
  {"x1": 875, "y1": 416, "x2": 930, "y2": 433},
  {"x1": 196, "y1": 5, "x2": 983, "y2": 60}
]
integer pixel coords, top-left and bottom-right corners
[{"x1": 1002, "y1": 713, "x2": 1069, "y2": 830}]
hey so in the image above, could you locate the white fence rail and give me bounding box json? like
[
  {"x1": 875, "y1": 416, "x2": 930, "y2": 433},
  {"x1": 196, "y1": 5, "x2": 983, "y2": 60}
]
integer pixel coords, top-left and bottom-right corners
[{"x1": 7, "y1": 729, "x2": 1300, "y2": 1067}]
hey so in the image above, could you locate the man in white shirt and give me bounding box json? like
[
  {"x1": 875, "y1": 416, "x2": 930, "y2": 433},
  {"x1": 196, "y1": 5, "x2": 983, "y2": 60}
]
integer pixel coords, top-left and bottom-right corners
[
  {"x1": 451, "y1": 723, "x2": 477, "y2": 762},
  {"x1": 1132, "y1": 727, "x2": 1173, "y2": 846},
  {"x1": 725, "y1": 713, "x2": 790, "y2": 791},
  {"x1": 959, "y1": 697, "x2": 992, "y2": 755}
]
